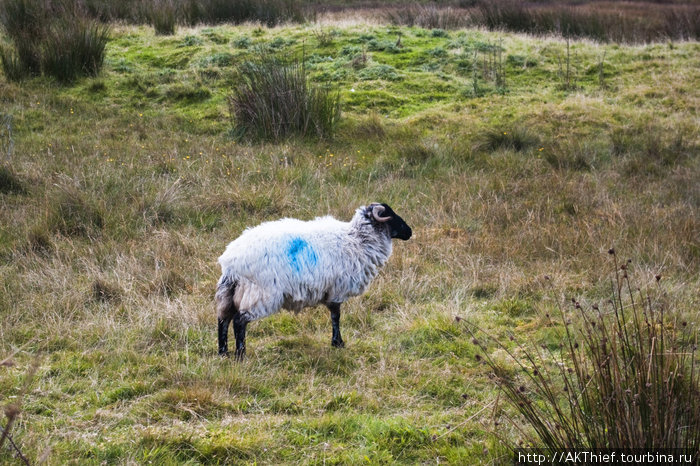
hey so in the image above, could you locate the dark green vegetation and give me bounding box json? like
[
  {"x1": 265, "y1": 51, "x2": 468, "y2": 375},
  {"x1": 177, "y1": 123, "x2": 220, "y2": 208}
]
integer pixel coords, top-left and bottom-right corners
[
  {"x1": 0, "y1": 18, "x2": 698, "y2": 464},
  {"x1": 5, "y1": 0, "x2": 700, "y2": 43},
  {"x1": 84, "y1": 0, "x2": 306, "y2": 27},
  {"x1": 467, "y1": 1, "x2": 700, "y2": 43}
]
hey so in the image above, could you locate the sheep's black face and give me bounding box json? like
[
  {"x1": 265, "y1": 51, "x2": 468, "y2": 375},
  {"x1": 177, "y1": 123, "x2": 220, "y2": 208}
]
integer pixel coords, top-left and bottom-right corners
[{"x1": 375, "y1": 203, "x2": 412, "y2": 241}]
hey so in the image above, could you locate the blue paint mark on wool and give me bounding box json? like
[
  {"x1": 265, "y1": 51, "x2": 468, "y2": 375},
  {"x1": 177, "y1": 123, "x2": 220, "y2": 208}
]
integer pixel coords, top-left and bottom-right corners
[{"x1": 287, "y1": 237, "x2": 317, "y2": 273}]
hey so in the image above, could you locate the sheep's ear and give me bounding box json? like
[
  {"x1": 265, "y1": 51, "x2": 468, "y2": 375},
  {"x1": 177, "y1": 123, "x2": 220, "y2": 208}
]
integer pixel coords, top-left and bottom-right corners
[{"x1": 365, "y1": 202, "x2": 380, "y2": 217}]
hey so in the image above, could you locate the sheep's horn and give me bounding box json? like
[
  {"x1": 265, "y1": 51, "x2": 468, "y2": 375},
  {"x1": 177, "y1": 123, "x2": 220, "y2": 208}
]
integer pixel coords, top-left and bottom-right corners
[{"x1": 371, "y1": 204, "x2": 392, "y2": 222}]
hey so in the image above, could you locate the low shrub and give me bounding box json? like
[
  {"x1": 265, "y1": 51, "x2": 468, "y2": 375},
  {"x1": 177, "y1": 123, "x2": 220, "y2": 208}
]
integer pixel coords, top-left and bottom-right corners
[{"x1": 313, "y1": 29, "x2": 335, "y2": 47}]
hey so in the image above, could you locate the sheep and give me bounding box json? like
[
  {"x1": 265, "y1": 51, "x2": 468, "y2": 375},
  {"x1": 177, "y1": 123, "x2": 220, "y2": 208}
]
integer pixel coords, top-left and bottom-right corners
[{"x1": 216, "y1": 202, "x2": 412, "y2": 359}]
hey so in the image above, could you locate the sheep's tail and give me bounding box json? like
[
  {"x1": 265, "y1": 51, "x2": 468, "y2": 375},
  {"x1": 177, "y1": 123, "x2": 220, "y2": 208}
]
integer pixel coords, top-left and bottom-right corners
[
  {"x1": 216, "y1": 273, "x2": 239, "y2": 356},
  {"x1": 216, "y1": 273, "x2": 238, "y2": 320}
]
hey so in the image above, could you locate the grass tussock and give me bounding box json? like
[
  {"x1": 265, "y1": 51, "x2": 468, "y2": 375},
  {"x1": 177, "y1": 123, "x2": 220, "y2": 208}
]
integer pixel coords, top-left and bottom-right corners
[
  {"x1": 0, "y1": 165, "x2": 26, "y2": 195},
  {"x1": 348, "y1": 112, "x2": 386, "y2": 140},
  {"x1": 46, "y1": 182, "x2": 104, "y2": 238},
  {"x1": 26, "y1": 225, "x2": 52, "y2": 256},
  {"x1": 476, "y1": 125, "x2": 539, "y2": 153},
  {"x1": 471, "y1": 253, "x2": 700, "y2": 450},
  {"x1": 612, "y1": 123, "x2": 695, "y2": 175},
  {"x1": 229, "y1": 56, "x2": 341, "y2": 141},
  {"x1": 91, "y1": 278, "x2": 122, "y2": 303}
]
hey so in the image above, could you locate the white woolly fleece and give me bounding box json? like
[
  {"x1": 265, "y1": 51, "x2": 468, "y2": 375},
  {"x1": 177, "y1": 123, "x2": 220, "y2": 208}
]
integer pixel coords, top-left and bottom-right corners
[{"x1": 217, "y1": 206, "x2": 393, "y2": 321}]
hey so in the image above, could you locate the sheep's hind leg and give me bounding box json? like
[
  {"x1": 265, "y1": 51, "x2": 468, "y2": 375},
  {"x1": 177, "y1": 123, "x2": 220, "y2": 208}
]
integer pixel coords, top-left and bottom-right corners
[
  {"x1": 218, "y1": 317, "x2": 232, "y2": 357},
  {"x1": 216, "y1": 277, "x2": 237, "y2": 357},
  {"x1": 328, "y1": 303, "x2": 345, "y2": 348},
  {"x1": 233, "y1": 313, "x2": 248, "y2": 360}
]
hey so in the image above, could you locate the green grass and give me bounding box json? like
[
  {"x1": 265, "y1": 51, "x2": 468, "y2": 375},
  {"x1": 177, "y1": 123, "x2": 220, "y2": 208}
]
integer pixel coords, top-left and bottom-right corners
[{"x1": 0, "y1": 20, "x2": 698, "y2": 464}]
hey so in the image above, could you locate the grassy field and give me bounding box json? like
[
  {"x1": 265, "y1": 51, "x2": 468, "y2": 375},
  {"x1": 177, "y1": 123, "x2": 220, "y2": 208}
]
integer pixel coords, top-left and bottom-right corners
[{"x1": 1, "y1": 17, "x2": 699, "y2": 464}]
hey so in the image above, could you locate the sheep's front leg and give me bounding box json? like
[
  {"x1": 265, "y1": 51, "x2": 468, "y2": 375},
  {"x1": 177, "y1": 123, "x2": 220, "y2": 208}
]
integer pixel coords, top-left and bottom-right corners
[
  {"x1": 233, "y1": 314, "x2": 248, "y2": 360},
  {"x1": 328, "y1": 303, "x2": 345, "y2": 348}
]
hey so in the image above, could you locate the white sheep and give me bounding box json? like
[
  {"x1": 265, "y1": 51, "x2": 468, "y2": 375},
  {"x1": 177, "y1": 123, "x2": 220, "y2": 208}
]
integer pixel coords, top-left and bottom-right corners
[{"x1": 216, "y1": 203, "x2": 412, "y2": 358}]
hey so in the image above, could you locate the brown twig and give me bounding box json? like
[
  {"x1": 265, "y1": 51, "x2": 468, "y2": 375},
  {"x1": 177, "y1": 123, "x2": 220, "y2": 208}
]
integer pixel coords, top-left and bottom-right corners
[
  {"x1": 1, "y1": 356, "x2": 40, "y2": 465},
  {"x1": 0, "y1": 423, "x2": 31, "y2": 466}
]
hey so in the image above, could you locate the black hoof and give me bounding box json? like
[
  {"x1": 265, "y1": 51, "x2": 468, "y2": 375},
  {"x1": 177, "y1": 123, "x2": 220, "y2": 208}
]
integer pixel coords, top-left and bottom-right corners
[
  {"x1": 332, "y1": 339, "x2": 345, "y2": 348},
  {"x1": 219, "y1": 350, "x2": 230, "y2": 358}
]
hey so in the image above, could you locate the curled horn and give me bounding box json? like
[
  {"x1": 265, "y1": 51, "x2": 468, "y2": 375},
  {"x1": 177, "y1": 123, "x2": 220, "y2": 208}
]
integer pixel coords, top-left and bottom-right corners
[{"x1": 371, "y1": 203, "x2": 392, "y2": 222}]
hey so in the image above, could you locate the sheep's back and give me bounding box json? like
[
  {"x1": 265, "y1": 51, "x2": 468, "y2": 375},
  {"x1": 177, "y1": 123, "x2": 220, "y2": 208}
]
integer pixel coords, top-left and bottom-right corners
[{"x1": 218, "y1": 216, "x2": 352, "y2": 302}]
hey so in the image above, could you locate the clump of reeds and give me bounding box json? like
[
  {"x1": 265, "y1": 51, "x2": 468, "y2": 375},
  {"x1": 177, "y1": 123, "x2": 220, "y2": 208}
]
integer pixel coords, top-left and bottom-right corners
[
  {"x1": 182, "y1": 0, "x2": 305, "y2": 27},
  {"x1": 229, "y1": 55, "x2": 341, "y2": 141},
  {"x1": 0, "y1": 0, "x2": 109, "y2": 83},
  {"x1": 0, "y1": 0, "x2": 44, "y2": 77},
  {"x1": 469, "y1": 250, "x2": 700, "y2": 451},
  {"x1": 472, "y1": 0, "x2": 700, "y2": 43},
  {"x1": 148, "y1": 0, "x2": 179, "y2": 35},
  {"x1": 69, "y1": 0, "x2": 307, "y2": 25},
  {"x1": 473, "y1": 0, "x2": 533, "y2": 33},
  {"x1": 41, "y1": 16, "x2": 109, "y2": 82},
  {"x1": 384, "y1": 4, "x2": 470, "y2": 30}
]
